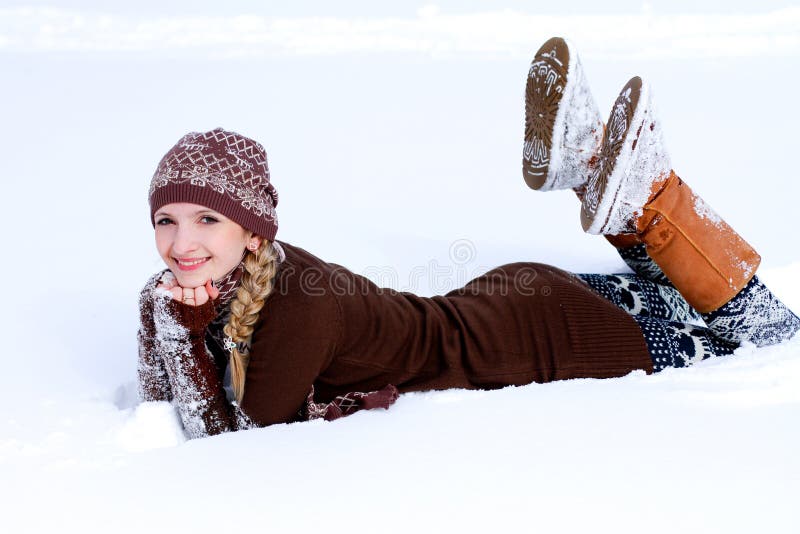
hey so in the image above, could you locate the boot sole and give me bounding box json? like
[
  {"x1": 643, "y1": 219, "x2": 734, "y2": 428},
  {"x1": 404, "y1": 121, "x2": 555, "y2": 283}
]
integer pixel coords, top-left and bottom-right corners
[
  {"x1": 581, "y1": 76, "x2": 671, "y2": 234},
  {"x1": 522, "y1": 38, "x2": 602, "y2": 191}
]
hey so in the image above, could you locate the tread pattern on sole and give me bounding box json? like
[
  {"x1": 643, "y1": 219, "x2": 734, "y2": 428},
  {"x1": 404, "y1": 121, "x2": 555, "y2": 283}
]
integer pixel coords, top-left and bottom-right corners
[{"x1": 522, "y1": 37, "x2": 570, "y2": 189}]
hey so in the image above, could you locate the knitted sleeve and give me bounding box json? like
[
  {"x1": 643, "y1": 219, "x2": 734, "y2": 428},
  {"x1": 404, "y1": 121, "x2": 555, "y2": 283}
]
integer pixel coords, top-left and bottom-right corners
[
  {"x1": 137, "y1": 273, "x2": 172, "y2": 403},
  {"x1": 149, "y1": 284, "x2": 236, "y2": 439}
]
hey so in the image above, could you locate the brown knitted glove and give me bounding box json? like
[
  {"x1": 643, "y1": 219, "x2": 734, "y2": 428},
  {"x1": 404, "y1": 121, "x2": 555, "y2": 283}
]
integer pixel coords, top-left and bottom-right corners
[{"x1": 152, "y1": 291, "x2": 235, "y2": 439}]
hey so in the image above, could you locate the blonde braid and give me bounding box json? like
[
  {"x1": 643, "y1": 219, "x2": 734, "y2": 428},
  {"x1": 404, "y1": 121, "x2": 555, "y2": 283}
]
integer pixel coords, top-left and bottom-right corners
[{"x1": 224, "y1": 240, "x2": 281, "y2": 404}]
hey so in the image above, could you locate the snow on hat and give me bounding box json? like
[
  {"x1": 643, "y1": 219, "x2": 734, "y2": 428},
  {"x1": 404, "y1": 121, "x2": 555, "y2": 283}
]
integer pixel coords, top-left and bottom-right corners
[{"x1": 149, "y1": 128, "x2": 279, "y2": 240}]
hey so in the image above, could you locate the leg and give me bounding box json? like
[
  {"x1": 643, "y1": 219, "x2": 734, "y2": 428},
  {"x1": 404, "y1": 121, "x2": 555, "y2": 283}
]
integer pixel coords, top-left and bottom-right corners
[
  {"x1": 576, "y1": 272, "x2": 702, "y2": 323},
  {"x1": 701, "y1": 275, "x2": 800, "y2": 346},
  {"x1": 633, "y1": 316, "x2": 737, "y2": 372},
  {"x1": 602, "y1": 220, "x2": 798, "y2": 347},
  {"x1": 611, "y1": 240, "x2": 671, "y2": 286},
  {"x1": 581, "y1": 76, "x2": 800, "y2": 348}
]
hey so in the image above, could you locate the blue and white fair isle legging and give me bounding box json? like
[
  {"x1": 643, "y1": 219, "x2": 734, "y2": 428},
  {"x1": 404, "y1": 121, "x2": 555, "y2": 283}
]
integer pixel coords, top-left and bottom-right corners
[{"x1": 577, "y1": 244, "x2": 800, "y2": 372}]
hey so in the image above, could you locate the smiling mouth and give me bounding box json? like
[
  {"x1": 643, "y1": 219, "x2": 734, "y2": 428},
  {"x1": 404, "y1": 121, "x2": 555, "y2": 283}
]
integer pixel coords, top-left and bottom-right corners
[{"x1": 174, "y1": 257, "x2": 210, "y2": 271}]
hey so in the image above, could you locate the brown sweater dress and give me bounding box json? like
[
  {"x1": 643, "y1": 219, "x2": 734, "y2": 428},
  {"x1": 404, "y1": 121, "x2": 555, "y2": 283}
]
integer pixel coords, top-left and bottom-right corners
[
  {"x1": 138, "y1": 240, "x2": 654, "y2": 433},
  {"x1": 229, "y1": 241, "x2": 653, "y2": 427}
]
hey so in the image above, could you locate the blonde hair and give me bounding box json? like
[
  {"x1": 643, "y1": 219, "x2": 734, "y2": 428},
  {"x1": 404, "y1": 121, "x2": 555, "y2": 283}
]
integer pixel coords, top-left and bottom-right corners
[{"x1": 224, "y1": 240, "x2": 281, "y2": 404}]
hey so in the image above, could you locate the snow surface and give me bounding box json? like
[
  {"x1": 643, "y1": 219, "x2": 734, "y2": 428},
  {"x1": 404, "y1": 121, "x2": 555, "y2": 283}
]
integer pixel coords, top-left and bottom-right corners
[{"x1": 1, "y1": 2, "x2": 799, "y2": 533}]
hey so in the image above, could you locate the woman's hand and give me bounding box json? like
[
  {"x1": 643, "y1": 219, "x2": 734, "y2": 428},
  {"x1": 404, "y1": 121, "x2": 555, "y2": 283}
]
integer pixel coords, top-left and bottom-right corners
[{"x1": 157, "y1": 277, "x2": 220, "y2": 306}]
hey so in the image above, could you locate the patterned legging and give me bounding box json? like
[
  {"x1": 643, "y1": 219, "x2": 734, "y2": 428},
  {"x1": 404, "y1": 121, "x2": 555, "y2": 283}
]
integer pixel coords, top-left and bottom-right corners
[{"x1": 577, "y1": 244, "x2": 800, "y2": 372}]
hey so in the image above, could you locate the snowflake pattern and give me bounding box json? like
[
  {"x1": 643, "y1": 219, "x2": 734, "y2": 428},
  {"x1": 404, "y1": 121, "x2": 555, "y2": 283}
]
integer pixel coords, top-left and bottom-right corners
[
  {"x1": 702, "y1": 275, "x2": 800, "y2": 346},
  {"x1": 577, "y1": 272, "x2": 702, "y2": 323},
  {"x1": 150, "y1": 128, "x2": 279, "y2": 221},
  {"x1": 617, "y1": 243, "x2": 672, "y2": 286},
  {"x1": 578, "y1": 244, "x2": 798, "y2": 371},
  {"x1": 633, "y1": 316, "x2": 737, "y2": 372}
]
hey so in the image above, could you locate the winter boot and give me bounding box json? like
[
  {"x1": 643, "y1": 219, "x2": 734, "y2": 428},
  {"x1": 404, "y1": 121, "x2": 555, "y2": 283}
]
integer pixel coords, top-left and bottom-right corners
[
  {"x1": 573, "y1": 183, "x2": 644, "y2": 252},
  {"x1": 604, "y1": 232, "x2": 641, "y2": 249},
  {"x1": 580, "y1": 76, "x2": 761, "y2": 313},
  {"x1": 523, "y1": 37, "x2": 603, "y2": 191}
]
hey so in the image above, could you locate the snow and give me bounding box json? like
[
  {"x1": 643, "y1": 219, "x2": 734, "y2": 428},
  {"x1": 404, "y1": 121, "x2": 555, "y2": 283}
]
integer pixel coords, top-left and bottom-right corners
[
  {"x1": 583, "y1": 79, "x2": 673, "y2": 235},
  {"x1": 1, "y1": 2, "x2": 799, "y2": 533},
  {"x1": 694, "y1": 195, "x2": 723, "y2": 225},
  {"x1": 4, "y1": 332, "x2": 800, "y2": 532}
]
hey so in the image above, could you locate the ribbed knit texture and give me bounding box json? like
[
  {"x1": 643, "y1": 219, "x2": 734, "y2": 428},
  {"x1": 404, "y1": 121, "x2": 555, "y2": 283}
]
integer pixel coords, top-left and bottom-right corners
[{"x1": 558, "y1": 275, "x2": 653, "y2": 377}]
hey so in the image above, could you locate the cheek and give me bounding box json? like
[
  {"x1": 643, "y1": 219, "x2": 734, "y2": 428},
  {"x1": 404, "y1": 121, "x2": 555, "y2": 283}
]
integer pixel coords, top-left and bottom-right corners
[
  {"x1": 219, "y1": 234, "x2": 247, "y2": 260},
  {"x1": 154, "y1": 229, "x2": 172, "y2": 259},
  {"x1": 223, "y1": 227, "x2": 251, "y2": 251},
  {"x1": 214, "y1": 231, "x2": 248, "y2": 266}
]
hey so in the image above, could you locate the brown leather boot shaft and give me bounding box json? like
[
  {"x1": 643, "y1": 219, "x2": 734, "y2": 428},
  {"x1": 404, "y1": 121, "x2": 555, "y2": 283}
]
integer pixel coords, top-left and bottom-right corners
[
  {"x1": 604, "y1": 233, "x2": 641, "y2": 249},
  {"x1": 636, "y1": 172, "x2": 761, "y2": 313}
]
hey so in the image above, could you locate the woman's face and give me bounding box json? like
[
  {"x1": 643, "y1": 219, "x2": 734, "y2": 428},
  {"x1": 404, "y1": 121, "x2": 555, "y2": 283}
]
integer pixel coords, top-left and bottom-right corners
[{"x1": 154, "y1": 203, "x2": 257, "y2": 289}]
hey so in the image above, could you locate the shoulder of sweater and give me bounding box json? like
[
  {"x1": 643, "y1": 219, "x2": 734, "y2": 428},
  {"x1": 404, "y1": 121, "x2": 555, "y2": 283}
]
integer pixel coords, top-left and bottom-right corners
[
  {"x1": 271, "y1": 240, "x2": 362, "y2": 298},
  {"x1": 263, "y1": 241, "x2": 346, "y2": 334},
  {"x1": 274, "y1": 240, "x2": 427, "y2": 304},
  {"x1": 274, "y1": 240, "x2": 352, "y2": 271}
]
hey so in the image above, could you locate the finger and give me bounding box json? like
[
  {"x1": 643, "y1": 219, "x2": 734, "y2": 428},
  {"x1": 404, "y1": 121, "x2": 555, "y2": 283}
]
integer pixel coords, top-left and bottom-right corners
[
  {"x1": 170, "y1": 286, "x2": 183, "y2": 301},
  {"x1": 193, "y1": 285, "x2": 209, "y2": 306},
  {"x1": 181, "y1": 287, "x2": 197, "y2": 306},
  {"x1": 206, "y1": 280, "x2": 220, "y2": 301}
]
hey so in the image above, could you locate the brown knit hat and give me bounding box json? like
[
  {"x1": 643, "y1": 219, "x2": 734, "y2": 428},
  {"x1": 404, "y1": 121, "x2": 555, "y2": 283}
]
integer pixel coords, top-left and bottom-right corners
[{"x1": 149, "y1": 128, "x2": 279, "y2": 240}]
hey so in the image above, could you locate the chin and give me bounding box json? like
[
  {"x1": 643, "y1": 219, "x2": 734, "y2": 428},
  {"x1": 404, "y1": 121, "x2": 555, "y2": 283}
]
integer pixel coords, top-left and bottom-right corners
[{"x1": 170, "y1": 270, "x2": 208, "y2": 289}]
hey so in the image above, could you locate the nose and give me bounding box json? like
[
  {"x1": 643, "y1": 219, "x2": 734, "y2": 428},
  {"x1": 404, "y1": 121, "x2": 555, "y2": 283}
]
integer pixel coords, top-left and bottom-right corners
[{"x1": 171, "y1": 224, "x2": 200, "y2": 256}]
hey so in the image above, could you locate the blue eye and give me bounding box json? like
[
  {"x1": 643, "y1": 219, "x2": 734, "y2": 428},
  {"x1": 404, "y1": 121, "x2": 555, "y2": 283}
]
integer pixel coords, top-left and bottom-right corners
[
  {"x1": 156, "y1": 217, "x2": 174, "y2": 225},
  {"x1": 200, "y1": 216, "x2": 219, "y2": 224}
]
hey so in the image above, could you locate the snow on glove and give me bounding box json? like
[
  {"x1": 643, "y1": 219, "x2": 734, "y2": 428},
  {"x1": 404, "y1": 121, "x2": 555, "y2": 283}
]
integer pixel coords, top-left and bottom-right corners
[{"x1": 151, "y1": 286, "x2": 235, "y2": 439}]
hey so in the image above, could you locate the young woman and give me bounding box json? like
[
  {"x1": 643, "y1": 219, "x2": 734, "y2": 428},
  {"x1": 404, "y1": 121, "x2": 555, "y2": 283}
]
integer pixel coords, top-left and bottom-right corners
[{"x1": 138, "y1": 37, "x2": 799, "y2": 439}]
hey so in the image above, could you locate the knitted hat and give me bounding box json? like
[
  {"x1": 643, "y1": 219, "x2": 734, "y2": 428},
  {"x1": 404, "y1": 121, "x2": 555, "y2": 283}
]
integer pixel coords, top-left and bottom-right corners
[{"x1": 149, "y1": 128, "x2": 279, "y2": 240}]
